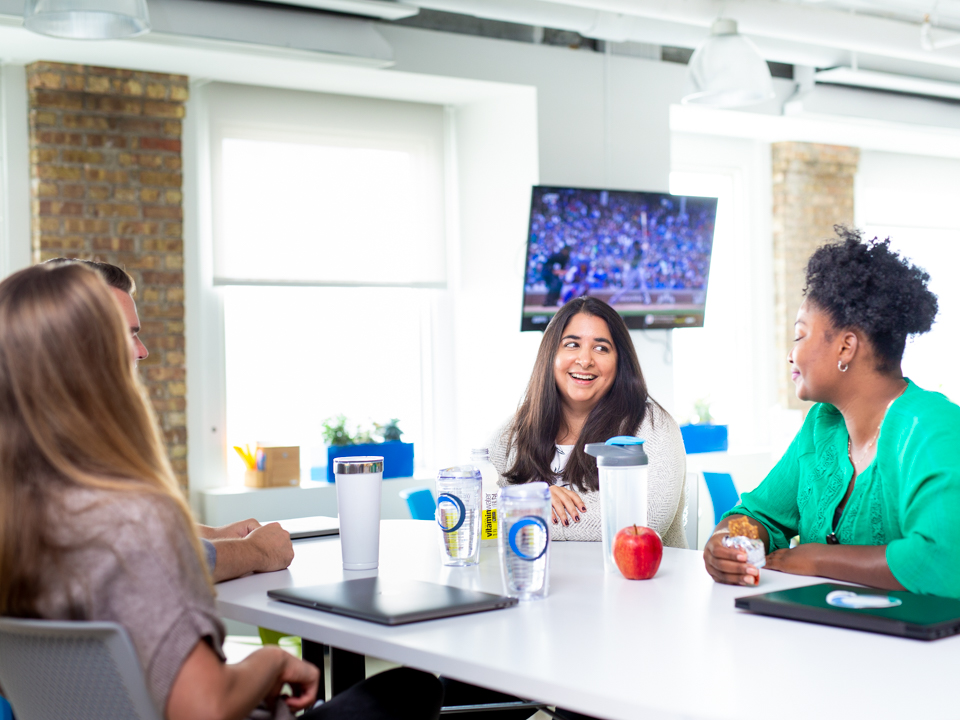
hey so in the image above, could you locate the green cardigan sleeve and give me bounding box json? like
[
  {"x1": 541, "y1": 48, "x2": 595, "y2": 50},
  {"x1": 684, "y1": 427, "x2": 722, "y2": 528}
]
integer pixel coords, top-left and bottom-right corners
[
  {"x1": 722, "y1": 417, "x2": 807, "y2": 552},
  {"x1": 886, "y1": 418, "x2": 960, "y2": 599}
]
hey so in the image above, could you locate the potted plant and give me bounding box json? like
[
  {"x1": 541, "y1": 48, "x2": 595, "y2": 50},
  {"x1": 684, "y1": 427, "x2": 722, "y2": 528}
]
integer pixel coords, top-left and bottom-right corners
[
  {"x1": 321, "y1": 416, "x2": 414, "y2": 482},
  {"x1": 679, "y1": 398, "x2": 728, "y2": 454}
]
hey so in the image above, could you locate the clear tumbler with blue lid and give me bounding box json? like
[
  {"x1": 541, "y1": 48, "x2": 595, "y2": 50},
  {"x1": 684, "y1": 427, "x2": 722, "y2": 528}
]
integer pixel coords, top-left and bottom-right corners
[
  {"x1": 498, "y1": 482, "x2": 551, "y2": 600},
  {"x1": 585, "y1": 436, "x2": 649, "y2": 575},
  {"x1": 436, "y1": 465, "x2": 482, "y2": 566}
]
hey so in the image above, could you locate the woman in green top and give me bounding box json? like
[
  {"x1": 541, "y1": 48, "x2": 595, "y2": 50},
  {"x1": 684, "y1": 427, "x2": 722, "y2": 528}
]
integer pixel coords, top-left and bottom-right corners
[{"x1": 703, "y1": 228, "x2": 960, "y2": 598}]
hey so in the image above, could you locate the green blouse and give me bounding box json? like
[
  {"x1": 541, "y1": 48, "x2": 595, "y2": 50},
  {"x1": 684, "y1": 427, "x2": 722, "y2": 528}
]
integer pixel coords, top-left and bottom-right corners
[{"x1": 725, "y1": 380, "x2": 960, "y2": 598}]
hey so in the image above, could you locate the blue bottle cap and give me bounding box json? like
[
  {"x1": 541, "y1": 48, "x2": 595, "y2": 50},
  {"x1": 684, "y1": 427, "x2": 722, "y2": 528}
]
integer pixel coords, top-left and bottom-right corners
[{"x1": 604, "y1": 436, "x2": 645, "y2": 446}]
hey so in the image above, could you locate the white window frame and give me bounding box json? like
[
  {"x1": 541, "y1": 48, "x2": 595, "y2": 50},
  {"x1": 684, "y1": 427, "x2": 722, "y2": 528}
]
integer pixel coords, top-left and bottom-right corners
[{"x1": 185, "y1": 84, "x2": 463, "y2": 502}]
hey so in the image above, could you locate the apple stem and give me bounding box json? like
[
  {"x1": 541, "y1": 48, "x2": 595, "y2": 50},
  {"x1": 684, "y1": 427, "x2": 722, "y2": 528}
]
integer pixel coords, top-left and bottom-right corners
[{"x1": 633, "y1": 524, "x2": 638, "y2": 534}]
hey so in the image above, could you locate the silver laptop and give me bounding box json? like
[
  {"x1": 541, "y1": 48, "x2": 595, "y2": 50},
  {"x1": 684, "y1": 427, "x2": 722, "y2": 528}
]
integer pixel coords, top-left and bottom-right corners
[
  {"x1": 277, "y1": 515, "x2": 339, "y2": 540},
  {"x1": 267, "y1": 577, "x2": 518, "y2": 625}
]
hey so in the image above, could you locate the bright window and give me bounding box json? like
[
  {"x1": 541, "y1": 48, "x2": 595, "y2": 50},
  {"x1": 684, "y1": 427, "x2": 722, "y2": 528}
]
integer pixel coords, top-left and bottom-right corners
[
  {"x1": 206, "y1": 83, "x2": 447, "y2": 484},
  {"x1": 669, "y1": 172, "x2": 735, "y2": 427},
  {"x1": 216, "y1": 137, "x2": 445, "y2": 286},
  {"x1": 857, "y1": 151, "x2": 960, "y2": 403},
  {"x1": 223, "y1": 285, "x2": 429, "y2": 483},
  {"x1": 866, "y1": 224, "x2": 960, "y2": 401}
]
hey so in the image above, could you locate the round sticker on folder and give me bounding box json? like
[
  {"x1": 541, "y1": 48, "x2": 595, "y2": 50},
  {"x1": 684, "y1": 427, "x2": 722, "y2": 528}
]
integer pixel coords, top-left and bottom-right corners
[{"x1": 826, "y1": 590, "x2": 902, "y2": 610}]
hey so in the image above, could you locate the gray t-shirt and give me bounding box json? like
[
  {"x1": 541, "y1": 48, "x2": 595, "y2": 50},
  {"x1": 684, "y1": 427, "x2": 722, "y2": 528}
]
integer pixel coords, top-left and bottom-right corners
[{"x1": 37, "y1": 487, "x2": 227, "y2": 713}]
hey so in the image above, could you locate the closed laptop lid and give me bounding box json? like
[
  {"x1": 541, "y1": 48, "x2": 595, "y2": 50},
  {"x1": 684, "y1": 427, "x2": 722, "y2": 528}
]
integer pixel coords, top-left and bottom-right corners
[
  {"x1": 268, "y1": 578, "x2": 518, "y2": 625},
  {"x1": 277, "y1": 515, "x2": 339, "y2": 540},
  {"x1": 735, "y1": 582, "x2": 960, "y2": 640}
]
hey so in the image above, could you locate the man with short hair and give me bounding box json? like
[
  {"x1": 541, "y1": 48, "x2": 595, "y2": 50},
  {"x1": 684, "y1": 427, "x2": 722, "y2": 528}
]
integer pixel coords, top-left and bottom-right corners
[{"x1": 45, "y1": 258, "x2": 294, "y2": 582}]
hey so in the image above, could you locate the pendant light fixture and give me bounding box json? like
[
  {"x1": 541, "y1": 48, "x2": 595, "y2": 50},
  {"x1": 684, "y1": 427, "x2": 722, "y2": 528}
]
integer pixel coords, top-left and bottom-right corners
[
  {"x1": 24, "y1": 0, "x2": 151, "y2": 39},
  {"x1": 682, "y1": 18, "x2": 774, "y2": 108}
]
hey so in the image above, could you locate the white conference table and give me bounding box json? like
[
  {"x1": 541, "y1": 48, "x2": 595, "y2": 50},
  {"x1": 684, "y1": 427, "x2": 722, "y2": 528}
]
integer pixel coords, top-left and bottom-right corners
[{"x1": 216, "y1": 520, "x2": 960, "y2": 720}]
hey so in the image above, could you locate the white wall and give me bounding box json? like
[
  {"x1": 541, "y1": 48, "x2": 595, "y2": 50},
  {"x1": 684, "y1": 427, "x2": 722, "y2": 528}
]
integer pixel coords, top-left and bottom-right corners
[
  {"x1": 380, "y1": 26, "x2": 681, "y2": 192},
  {"x1": 855, "y1": 150, "x2": 960, "y2": 402},
  {"x1": 445, "y1": 93, "x2": 541, "y2": 461},
  {"x1": 0, "y1": 63, "x2": 30, "y2": 278}
]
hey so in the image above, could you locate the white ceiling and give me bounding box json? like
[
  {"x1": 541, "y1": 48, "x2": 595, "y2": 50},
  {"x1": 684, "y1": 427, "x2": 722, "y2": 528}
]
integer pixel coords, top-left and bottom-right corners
[{"x1": 404, "y1": 0, "x2": 960, "y2": 83}]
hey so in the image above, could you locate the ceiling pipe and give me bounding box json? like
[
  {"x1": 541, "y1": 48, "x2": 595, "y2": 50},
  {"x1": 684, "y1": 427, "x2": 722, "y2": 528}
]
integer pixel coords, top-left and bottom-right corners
[
  {"x1": 920, "y1": 15, "x2": 960, "y2": 51},
  {"x1": 407, "y1": 0, "x2": 960, "y2": 73}
]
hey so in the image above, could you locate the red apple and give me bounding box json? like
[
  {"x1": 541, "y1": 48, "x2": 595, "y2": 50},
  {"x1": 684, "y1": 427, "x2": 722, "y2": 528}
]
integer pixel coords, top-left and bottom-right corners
[{"x1": 613, "y1": 524, "x2": 663, "y2": 580}]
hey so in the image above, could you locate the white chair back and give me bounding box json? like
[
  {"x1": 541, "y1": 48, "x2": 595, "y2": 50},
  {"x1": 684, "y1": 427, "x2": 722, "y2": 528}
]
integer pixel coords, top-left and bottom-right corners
[
  {"x1": 683, "y1": 470, "x2": 700, "y2": 550},
  {"x1": 0, "y1": 618, "x2": 162, "y2": 720}
]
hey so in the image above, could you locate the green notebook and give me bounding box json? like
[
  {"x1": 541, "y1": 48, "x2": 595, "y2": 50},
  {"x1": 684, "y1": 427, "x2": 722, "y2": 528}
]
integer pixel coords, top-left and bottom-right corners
[{"x1": 735, "y1": 582, "x2": 960, "y2": 641}]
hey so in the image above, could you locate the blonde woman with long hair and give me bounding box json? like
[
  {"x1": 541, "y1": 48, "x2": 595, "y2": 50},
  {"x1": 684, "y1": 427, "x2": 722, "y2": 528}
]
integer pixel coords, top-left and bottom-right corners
[{"x1": 0, "y1": 263, "x2": 441, "y2": 720}]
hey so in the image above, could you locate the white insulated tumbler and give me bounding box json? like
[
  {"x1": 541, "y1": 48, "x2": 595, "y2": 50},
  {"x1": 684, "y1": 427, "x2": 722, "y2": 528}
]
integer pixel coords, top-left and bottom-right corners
[{"x1": 334, "y1": 456, "x2": 383, "y2": 570}]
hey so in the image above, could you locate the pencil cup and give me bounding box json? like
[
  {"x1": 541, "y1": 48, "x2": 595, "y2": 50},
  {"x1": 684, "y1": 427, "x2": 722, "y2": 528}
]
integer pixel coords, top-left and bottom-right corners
[{"x1": 334, "y1": 456, "x2": 384, "y2": 570}]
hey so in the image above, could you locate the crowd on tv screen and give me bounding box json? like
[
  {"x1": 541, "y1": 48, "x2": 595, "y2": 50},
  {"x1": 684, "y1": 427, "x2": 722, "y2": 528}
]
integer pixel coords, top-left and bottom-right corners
[{"x1": 525, "y1": 189, "x2": 716, "y2": 300}]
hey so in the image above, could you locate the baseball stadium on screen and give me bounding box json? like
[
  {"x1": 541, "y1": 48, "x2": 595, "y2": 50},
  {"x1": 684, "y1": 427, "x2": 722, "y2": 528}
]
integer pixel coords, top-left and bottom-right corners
[{"x1": 521, "y1": 186, "x2": 719, "y2": 331}]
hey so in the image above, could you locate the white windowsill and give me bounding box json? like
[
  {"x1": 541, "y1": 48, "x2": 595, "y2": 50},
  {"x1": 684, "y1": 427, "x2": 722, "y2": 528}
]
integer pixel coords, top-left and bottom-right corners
[{"x1": 200, "y1": 475, "x2": 434, "y2": 526}]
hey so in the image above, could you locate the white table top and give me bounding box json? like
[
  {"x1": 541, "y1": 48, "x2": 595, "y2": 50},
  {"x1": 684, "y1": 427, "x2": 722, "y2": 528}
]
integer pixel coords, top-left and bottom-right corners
[{"x1": 216, "y1": 520, "x2": 960, "y2": 720}]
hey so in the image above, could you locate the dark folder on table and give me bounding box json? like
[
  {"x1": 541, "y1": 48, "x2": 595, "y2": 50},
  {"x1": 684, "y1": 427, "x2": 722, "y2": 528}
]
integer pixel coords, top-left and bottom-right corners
[
  {"x1": 268, "y1": 578, "x2": 518, "y2": 625},
  {"x1": 736, "y1": 582, "x2": 960, "y2": 640}
]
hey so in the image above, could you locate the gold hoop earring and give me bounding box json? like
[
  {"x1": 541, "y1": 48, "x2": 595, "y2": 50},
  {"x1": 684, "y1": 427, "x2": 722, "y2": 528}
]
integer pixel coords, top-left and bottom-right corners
[{"x1": 838, "y1": 360, "x2": 849, "y2": 373}]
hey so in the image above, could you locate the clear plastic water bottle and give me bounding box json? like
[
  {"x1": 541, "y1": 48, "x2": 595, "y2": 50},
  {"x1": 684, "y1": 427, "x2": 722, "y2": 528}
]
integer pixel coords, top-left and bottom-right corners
[
  {"x1": 470, "y1": 448, "x2": 500, "y2": 548},
  {"x1": 498, "y1": 482, "x2": 550, "y2": 600},
  {"x1": 436, "y1": 465, "x2": 482, "y2": 566}
]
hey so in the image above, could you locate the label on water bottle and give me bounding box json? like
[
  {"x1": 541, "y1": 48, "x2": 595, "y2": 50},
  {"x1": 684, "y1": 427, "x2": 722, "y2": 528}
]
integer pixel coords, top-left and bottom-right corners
[{"x1": 482, "y1": 493, "x2": 498, "y2": 540}]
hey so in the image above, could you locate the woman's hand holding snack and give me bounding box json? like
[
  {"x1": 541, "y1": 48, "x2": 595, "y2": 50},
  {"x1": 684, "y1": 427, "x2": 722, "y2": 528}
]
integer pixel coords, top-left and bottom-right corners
[{"x1": 702, "y1": 516, "x2": 764, "y2": 586}]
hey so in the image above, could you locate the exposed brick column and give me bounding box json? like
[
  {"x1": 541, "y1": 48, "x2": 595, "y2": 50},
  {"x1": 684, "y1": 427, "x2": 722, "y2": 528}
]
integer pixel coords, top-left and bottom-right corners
[
  {"x1": 772, "y1": 142, "x2": 860, "y2": 411},
  {"x1": 26, "y1": 62, "x2": 190, "y2": 490}
]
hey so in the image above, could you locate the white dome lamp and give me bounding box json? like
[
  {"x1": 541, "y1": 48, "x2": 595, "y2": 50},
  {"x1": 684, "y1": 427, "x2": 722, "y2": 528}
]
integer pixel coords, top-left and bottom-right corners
[
  {"x1": 24, "y1": 0, "x2": 151, "y2": 39},
  {"x1": 682, "y1": 18, "x2": 774, "y2": 107}
]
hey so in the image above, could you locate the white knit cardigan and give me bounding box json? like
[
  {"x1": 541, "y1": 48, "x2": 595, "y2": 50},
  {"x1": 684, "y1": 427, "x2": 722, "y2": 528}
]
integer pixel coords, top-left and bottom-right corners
[{"x1": 486, "y1": 401, "x2": 688, "y2": 548}]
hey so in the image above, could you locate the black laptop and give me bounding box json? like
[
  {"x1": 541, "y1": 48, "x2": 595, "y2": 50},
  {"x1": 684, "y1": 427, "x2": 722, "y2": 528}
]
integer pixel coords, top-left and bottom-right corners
[
  {"x1": 268, "y1": 577, "x2": 518, "y2": 626},
  {"x1": 735, "y1": 582, "x2": 960, "y2": 641}
]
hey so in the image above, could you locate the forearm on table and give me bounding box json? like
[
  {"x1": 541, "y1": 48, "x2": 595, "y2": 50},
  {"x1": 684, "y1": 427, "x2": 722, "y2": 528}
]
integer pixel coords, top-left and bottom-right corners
[
  {"x1": 812, "y1": 545, "x2": 905, "y2": 590},
  {"x1": 208, "y1": 537, "x2": 262, "y2": 583}
]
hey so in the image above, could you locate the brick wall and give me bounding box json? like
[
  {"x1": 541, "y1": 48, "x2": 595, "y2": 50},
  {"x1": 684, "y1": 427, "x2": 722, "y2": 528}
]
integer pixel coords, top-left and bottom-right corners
[
  {"x1": 772, "y1": 142, "x2": 860, "y2": 411},
  {"x1": 26, "y1": 62, "x2": 190, "y2": 490}
]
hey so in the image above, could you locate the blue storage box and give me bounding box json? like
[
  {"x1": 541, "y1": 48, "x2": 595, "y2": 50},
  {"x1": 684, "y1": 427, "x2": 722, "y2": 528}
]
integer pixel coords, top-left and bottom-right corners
[
  {"x1": 679, "y1": 424, "x2": 728, "y2": 454},
  {"x1": 324, "y1": 442, "x2": 414, "y2": 482}
]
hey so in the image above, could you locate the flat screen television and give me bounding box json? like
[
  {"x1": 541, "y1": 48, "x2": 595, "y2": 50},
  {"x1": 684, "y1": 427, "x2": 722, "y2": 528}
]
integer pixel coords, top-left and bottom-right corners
[{"x1": 521, "y1": 186, "x2": 718, "y2": 331}]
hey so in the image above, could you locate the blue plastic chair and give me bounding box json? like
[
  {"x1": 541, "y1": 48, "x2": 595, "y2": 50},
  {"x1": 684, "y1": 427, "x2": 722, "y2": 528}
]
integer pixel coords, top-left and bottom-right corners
[
  {"x1": 702, "y1": 472, "x2": 739, "y2": 525},
  {"x1": 400, "y1": 487, "x2": 437, "y2": 520}
]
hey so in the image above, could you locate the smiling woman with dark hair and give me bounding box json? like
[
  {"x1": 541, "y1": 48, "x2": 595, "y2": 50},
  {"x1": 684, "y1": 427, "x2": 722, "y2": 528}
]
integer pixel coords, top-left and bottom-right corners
[
  {"x1": 487, "y1": 296, "x2": 687, "y2": 546},
  {"x1": 703, "y1": 227, "x2": 960, "y2": 598}
]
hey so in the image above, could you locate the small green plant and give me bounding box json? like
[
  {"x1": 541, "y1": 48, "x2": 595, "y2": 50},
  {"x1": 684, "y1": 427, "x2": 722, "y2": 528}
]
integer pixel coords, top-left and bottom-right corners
[
  {"x1": 322, "y1": 416, "x2": 405, "y2": 445},
  {"x1": 353, "y1": 421, "x2": 376, "y2": 445},
  {"x1": 376, "y1": 418, "x2": 403, "y2": 442},
  {"x1": 692, "y1": 398, "x2": 714, "y2": 425},
  {"x1": 321, "y1": 415, "x2": 353, "y2": 446}
]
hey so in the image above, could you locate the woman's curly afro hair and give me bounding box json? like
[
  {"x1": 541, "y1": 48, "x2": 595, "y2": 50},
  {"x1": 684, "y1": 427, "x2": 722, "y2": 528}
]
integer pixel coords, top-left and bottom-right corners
[{"x1": 804, "y1": 226, "x2": 938, "y2": 373}]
